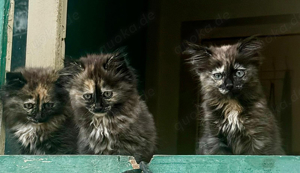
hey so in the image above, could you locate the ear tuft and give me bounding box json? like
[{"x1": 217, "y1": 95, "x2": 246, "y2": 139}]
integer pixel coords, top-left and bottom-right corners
[
  {"x1": 64, "y1": 55, "x2": 76, "y2": 67},
  {"x1": 237, "y1": 36, "x2": 264, "y2": 66},
  {"x1": 57, "y1": 58, "x2": 84, "y2": 90},
  {"x1": 183, "y1": 41, "x2": 212, "y2": 56},
  {"x1": 183, "y1": 41, "x2": 212, "y2": 73},
  {"x1": 104, "y1": 47, "x2": 128, "y2": 71},
  {"x1": 238, "y1": 36, "x2": 263, "y2": 53},
  {"x1": 64, "y1": 57, "x2": 85, "y2": 70}
]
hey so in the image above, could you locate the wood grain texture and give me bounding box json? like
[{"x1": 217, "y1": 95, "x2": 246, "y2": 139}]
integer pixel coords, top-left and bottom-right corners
[
  {"x1": 0, "y1": 155, "x2": 135, "y2": 172},
  {"x1": 0, "y1": 0, "x2": 11, "y2": 155},
  {"x1": 0, "y1": 103, "x2": 5, "y2": 155},
  {"x1": 26, "y1": 0, "x2": 67, "y2": 69},
  {"x1": 149, "y1": 155, "x2": 300, "y2": 173},
  {"x1": 0, "y1": 155, "x2": 299, "y2": 172},
  {"x1": 5, "y1": 0, "x2": 14, "y2": 73}
]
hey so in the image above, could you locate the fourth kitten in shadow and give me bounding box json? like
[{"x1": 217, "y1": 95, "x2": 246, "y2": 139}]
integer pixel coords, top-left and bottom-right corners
[{"x1": 184, "y1": 37, "x2": 284, "y2": 155}]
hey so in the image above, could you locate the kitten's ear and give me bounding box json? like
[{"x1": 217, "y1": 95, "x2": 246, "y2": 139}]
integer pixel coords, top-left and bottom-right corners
[
  {"x1": 64, "y1": 56, "x2": 85, "y2": 69},
  {"x1": 57, "y1": 57, "x2": 84, "y2": 89},
  {"x1": 64, "y1": 55, "x2": 74, "y2": 67},
  {"x1": 104, "y1": 47, "x2": 128, "y2": 71},
  {"x1": 183, "y1": 41, "x2": 212, "y2": 73},
  {"x1": 237, "y1": 36, "x2": 263, "y2": 66},
  {"x1": 6, "y1": 72, "x2": 27, "y2": 89},
  {"x1": 104, "y1": 47, "x2": 136, "y2": 82}
]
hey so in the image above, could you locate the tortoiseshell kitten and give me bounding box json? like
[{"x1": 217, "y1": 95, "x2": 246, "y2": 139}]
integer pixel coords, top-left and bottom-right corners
[
  {"x1": 184, "y1": 37, "x2": 284, "y2": 155},
  {"x1": 0, "y1": 68, "x2": 77, "y2": 154},
  {"x1": 58, "y1": 51, "x2": 156, "y2": 162}
]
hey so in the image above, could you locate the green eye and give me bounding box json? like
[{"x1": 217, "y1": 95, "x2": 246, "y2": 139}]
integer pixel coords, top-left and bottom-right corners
[
  {"x1": 213, "y1": 73, "x2": 223, "y2": 80},
  {"x1": 103, "y1": 91, "x2": 113, "y2": 99},
  {"x1": 83, "y1": 93, "x2": 93, "y2": 100},
  {"x1": 236, "y1": 70, "x2": 245, "y2": 78},
  {"x1": 24, "y1": 103, "x2": 34, "y2": 109},
  {"x1": 44, "y1": 103, "x2": 54, "y2": 109}
]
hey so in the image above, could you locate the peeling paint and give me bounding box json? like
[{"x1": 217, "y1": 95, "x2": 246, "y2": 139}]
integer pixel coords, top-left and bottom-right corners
[
  {"x1": 23, "y1": 160, "x2": 34, "y2": 163},
  {"x1": 129, "y1": 157, "x2": 140, "y2": 170}
]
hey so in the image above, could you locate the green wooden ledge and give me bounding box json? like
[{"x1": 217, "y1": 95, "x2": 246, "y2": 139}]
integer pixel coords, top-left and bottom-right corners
[
  {"x1": 149, "y1": 155, "x2": 300, "y2": 173},
  {"x1": 0, "y1": 155, "x2": 136, "y2": 173},
  {"x1": 0, "y1": 155, "x2": 300, "y2": 173}
]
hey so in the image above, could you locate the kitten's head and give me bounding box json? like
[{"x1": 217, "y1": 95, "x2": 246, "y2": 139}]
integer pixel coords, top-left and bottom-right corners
[
  {"x1": 0, "y1": 68, "x2": 63, "y2": 126},
  {"x1": 184, "y1": 36, "x2": 263, "y2": 96},
  {"x1": 62, "y1": 50, "x2": 137, "y2": 117}
]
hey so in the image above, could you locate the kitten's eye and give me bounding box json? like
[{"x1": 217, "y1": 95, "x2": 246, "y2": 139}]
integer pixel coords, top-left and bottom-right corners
[
  {"x1": 44, "y1": 103, "x2": 54, "y2": 109},
  {"x1": 213, "y1": 73, "x2": 223, "y2": 80},
  {"x1": 236, "y1": 70, "x2": 245, "y2": 78},
  {"x1": 83, "y1": 94, "x2": 93, "y2": 100},
  {"x1": 103, "y1": 91, "x2": 113, "y2": 99},
  {"x1": 24, "y1": 103, "x2": 34, "y2": 109}
]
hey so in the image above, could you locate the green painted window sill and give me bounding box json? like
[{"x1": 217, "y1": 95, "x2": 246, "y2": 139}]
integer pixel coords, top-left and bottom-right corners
[{"x1": 0, "y1": 155, "x2": 299, "y2": 173}]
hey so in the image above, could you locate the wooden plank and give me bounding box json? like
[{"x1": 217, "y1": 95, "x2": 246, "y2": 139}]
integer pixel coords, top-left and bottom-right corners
[
  {"x1": 0, "y1": 103, "x2": 5, "y2": 155},
  {"x1": 25, "y1": 0, "x2": 67, "y2": 69},
  {"x1": 5, "y1": 0, "x2": 13, "y2": 72},
  {"x1": 0, "y1": 155, "x2": 300, "y2": 172},
  {"x1": 0, "y1": 0, "x2": 10, "y2": 84},
  {"x1": 0, "y1": 155, "x2": 135, "y2": 172},
  {"x1": 148, "y1": 155, "x2": 300, "y2": 173},
  {"x1": 0, "y1": 0, "x2": 11, "y2": 155}
]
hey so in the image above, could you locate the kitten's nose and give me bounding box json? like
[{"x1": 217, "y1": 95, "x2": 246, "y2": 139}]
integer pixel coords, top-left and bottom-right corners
[
  {"x1": 94, "y1": 103, "x2": 105, "y2": 113},
  {"x1": 94, "y1": 101, "x2": 110, "y2": 113},
  {"x1": 34, "y1": 113, "x2": 46, "y2": 123},
  {"x1": 225, "y1": 78, "x2": 233, "y2": 90},
  {"x1": 94, "y1": 106, "x2": 106, "y2": 113}
]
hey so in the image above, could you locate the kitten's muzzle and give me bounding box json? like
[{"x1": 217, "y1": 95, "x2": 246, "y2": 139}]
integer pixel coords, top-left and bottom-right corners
[
  {"x1": 29, "y1": 113, "x2": 48, "y2": 123},
  {"x1": 93, "y1": 105, "x2": 111, "y2": 113}
]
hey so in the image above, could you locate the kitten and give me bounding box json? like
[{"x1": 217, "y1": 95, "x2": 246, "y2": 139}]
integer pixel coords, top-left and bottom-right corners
[
  {"x1": 58, "y1": 51, "x2": 156, "y2": 162},
  {"x1": 184, "y1": 37, "x2": 284, "y2": 155},
  {"x1": 0, "y1": 68, "x2": 77, "y2": 154}
]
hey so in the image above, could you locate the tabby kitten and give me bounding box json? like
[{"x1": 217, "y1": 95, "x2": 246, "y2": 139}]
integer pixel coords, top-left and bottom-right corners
[
  {"x1": 184, "y1": 37, "x2": 284, "y2": 155},
  {"x1": 58, "y1": 51, "x2": 156, "y2": 162},
  {"x1": 0, "y1": 68, "x2": 77, "y2": 154}
]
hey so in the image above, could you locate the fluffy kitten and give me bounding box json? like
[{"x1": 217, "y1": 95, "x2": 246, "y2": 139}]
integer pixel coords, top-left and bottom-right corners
[
  {"x1": 184, "y1": 37, "x2": 284, "y2": 155},
  {"x1": 0, "y1": 68, "x2": 77, "y2": 154},
  {"x1": 58, "y1": 51, "x2": 156, "y2": 162}
]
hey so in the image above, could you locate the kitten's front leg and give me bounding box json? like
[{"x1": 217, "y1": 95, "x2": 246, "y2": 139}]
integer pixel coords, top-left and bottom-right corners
[{"x1": 198, "y1": 136, "x2": 232, "y2": 155}]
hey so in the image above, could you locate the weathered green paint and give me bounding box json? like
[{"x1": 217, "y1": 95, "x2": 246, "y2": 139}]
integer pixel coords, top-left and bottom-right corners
[
  {"x1": 0, "y1": 155, "x2": 299, "y2": 172},
  {"x1": 0, "y1": 0, "x2": 9, "y2": 85},
  {"x1": 0, "y1": 155, "x2": 135, "y2": 172},
  {"x1": 0, "y1": 0, "x2": 10, "y2": 155},
  {"x1": 148, "y1": 155, "x2": 300, "y2": 173}
]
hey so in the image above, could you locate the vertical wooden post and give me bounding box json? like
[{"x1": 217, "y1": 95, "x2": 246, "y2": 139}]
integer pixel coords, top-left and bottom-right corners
[
  {"x1": 5, "y1": 0, "x2": 13, "y2": 73},
  {"x1": 0, "y1": 0, "x2": 13, "y2": 155},
  {"x1": 25, "y1": 0, "x2": 68, "y2": 69}
]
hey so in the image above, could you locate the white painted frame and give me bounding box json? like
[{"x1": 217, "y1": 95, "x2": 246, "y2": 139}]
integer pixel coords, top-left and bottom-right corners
[{"x1": 26, "y1": 0, "x2": 68, "y2": 69}]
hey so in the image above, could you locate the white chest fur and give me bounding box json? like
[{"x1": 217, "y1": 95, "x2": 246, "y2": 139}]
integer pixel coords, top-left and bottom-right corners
[
  {"x1": 12, "y1": 116, "x2": 64, "y2": 153},
  {"x1": 13, "y1": 124, "x2": 47, "y2": 152},
  {"x1": 87, "y1": 116, "x2": 115, "y2": 154},
  {"x1": 221, "y1": 100, "x2": 243, "y2": 133}
]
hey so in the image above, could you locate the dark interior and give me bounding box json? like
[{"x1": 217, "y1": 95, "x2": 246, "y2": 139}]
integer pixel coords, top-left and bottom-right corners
[{"x1": 7, "y1": 1, "x2": 300, "y2": 155}]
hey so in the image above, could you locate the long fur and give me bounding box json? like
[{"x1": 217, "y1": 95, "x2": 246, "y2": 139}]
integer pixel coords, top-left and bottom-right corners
[
  {"x1": 0, "y1": 68, "x2": 78, "y2": 154},
  {"x1": 184, "y1": 37, "x2": 284, "y2": 155},
  {"x1": 57, "y1": 51, "x2": 156, "y2": 162}
]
